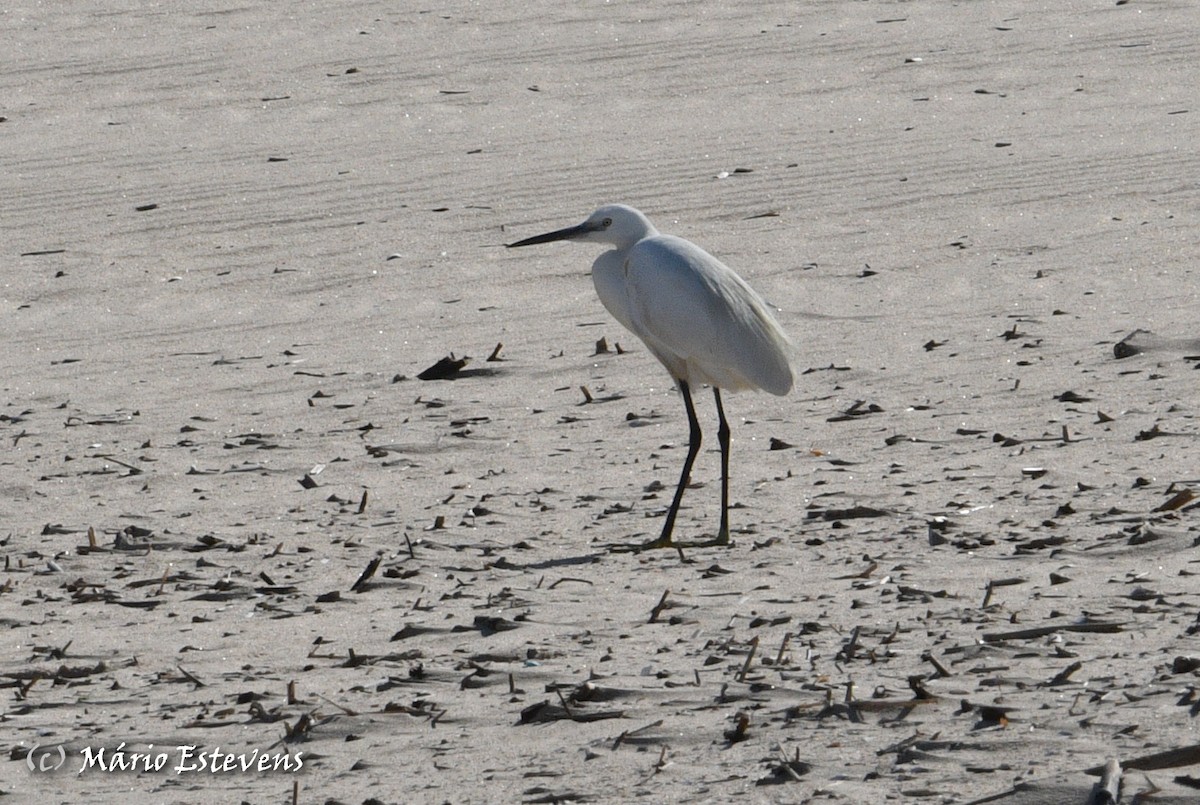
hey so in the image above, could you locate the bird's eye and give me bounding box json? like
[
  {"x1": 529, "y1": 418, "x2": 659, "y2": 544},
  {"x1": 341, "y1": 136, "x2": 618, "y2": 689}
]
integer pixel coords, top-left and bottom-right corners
[{"x1": 601, "y1": 217, "x2": 612, "y2": 228}]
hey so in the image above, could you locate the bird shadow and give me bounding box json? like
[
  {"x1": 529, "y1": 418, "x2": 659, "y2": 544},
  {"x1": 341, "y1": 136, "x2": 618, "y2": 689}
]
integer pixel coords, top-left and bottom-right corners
[{"x1": 505, "y1": 552, "x2": 607, "y2": 570}]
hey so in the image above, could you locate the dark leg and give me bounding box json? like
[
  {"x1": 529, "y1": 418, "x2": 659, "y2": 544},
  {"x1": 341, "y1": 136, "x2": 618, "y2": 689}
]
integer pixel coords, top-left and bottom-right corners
[
  {"x1": 609, "y1": 380, "x2": 731, "y2": 556},
  {"x1": 712, "y1": 387, "x2": 731, "y2": 545},
  {"x1": 643, "y1": 379, "x2": 701, "y2": 551}
]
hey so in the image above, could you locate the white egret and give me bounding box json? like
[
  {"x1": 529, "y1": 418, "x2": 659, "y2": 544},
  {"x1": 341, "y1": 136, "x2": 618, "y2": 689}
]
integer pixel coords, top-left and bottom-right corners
[{"x1": 507, "y1": 204, "x2": 794, "y2": 552}]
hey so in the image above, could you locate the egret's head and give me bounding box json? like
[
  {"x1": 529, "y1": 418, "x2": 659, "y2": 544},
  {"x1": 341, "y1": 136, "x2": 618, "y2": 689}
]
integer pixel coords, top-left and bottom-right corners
[{"x1": 507, "y1": 204, "x2": 657, "y2": 250}]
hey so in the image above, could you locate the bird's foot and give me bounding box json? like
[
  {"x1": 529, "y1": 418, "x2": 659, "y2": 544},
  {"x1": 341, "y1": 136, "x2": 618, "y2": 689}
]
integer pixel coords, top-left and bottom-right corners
[
  {"x1": 607, "y1": 535, "x2": 687, "y2": 559},
  {"x1": 606, "y1": 530, "x2": 729, "y2": 557},
  {"x1": 675, "y1": 529, "x2": 730, "y2": 549}
]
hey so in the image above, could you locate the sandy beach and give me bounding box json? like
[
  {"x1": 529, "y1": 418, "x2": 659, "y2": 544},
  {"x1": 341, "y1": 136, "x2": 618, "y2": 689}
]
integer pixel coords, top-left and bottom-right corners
[{"x1": 5, "y1": 1, "x2": 1200, "y2": 802}]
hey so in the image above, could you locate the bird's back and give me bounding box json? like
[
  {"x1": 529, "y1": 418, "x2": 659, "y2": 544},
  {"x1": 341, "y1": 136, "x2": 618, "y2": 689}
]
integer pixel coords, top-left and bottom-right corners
[{"x1": 619, "y1": 234, "x2": 794, "y2": 396}]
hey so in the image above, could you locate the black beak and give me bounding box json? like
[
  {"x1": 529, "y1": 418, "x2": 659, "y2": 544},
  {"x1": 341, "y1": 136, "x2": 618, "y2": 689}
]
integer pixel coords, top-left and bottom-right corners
[{"x1": 506, "y1": 221, "x2": 595, "y2": 248}]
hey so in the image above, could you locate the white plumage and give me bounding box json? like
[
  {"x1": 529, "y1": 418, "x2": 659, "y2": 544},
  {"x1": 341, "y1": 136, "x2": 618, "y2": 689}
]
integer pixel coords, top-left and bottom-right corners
[{"x1": 508, "y1": 204, "x2": 794, "y2": 552}]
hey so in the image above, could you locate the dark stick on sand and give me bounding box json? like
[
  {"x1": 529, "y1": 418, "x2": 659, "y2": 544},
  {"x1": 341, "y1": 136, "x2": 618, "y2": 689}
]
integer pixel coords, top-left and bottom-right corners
[
  {"x1": 737, "y1": 636, "x2": 759, "y2": 682},
  {"x1": 648, "y1": 589, "x2": 670, "y2": 623},
  {"x1": 350, "y1": 556, "x2": 381, "y2": 592}
]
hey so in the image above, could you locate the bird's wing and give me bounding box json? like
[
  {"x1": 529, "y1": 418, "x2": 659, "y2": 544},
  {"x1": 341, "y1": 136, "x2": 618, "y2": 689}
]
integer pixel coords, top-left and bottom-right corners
[{"x1": 623, "y1": 235, "x2": 793, "y2": 395}]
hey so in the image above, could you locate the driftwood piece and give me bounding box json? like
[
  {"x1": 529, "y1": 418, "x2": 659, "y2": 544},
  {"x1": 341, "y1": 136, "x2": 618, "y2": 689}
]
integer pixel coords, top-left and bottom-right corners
[{"x1": 1086, "y1": 758, "x2": 1120, "y2": 805}]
